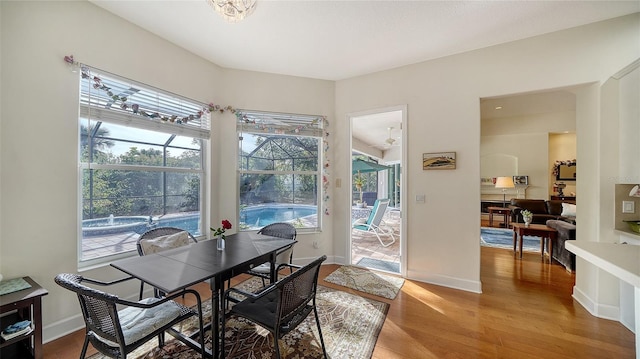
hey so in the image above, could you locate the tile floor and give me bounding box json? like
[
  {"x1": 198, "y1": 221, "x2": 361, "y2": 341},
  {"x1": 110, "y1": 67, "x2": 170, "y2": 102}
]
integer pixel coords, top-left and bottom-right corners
[{"x1": 351, "y1": 212, "x2": 401, "y2": 272}]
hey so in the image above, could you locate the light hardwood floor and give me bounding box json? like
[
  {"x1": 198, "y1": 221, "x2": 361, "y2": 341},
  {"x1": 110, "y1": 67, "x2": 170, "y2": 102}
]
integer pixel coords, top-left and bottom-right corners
[{"x1": 44, "y1": 247, "x2": 635, "y2": 359}]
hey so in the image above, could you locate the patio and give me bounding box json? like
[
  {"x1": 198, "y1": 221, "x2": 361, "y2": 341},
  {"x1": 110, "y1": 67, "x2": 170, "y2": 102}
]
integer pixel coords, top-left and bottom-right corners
[{"x1": 351, "y1": 209, "x2": 401, "y2": 273}]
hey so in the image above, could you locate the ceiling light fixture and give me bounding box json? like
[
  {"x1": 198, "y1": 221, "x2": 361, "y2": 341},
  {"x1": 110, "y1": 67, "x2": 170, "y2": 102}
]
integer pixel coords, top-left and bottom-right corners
[{"x1": 207, "y1": 0, "x2": 257, "y2": 23}]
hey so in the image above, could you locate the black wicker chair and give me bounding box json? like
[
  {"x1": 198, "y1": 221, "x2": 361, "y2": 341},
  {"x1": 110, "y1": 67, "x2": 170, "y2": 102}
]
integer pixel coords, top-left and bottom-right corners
[
  {"x1": 246, "y1": 222, "x2": 297, "y2": 285},
  {"x1": 54, "y1": 273, "x2": 205, "y2": 359},
  {"x1": 136, "y1": 227, "x2": 198, "y2": 299},
  {"x1": 221, "y1": 255, "x2": 328, "y2": 359}
]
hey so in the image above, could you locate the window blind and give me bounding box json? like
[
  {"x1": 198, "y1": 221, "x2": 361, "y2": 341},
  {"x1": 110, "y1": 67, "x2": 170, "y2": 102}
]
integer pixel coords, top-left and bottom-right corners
[
  {"x1": 237, "y1": 110, "x2": 323, "y2": 137},
  {"x1": 80, "y1": 66, "x2": 210, "y2": 139}
]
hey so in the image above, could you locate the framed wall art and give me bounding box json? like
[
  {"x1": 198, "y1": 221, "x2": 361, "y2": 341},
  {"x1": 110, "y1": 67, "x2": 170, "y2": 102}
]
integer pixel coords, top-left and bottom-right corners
[
  {"x1": 513, "y1": 175, "x2": 528, "y2": 185},
  {"x1": 423, "y1": 152, "x2": 456, "y2": 170}
]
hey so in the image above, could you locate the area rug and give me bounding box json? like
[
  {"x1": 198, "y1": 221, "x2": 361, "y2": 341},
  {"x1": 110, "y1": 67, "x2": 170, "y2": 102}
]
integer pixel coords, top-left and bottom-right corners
[
  {"x1": 356, "y1": 257, "x2": 400, "y2": 273},
  {"x1": 481, "y1": 227, "x2": 540, "y2": 252},
  {"x1": 324, "y1": 265, "x2": 404, "y2": 300},
  {"x1": 87, "y1": 277, "x2": 388, "y2": 359}
]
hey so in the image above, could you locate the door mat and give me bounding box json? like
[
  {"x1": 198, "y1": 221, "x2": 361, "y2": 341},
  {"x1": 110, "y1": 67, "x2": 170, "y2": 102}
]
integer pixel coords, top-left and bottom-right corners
[
  {"x1": 324, "y1": 265, "x2": 404, "y2": 300},
  {"x1": 356, "y1": 257, "x2": 400, "y2": 273}
]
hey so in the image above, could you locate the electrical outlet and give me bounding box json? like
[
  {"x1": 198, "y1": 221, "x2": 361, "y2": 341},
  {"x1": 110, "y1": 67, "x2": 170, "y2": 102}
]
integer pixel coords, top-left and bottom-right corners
[
  {"x1": 622, "y1": 201, "x2": 635, "y2": 214},
  {"x1": 312, "y1": 240, "x2": 319, "y2": 249},
  {"x1": 416, "y1": 194, "x2": 426, "y2": 204}
]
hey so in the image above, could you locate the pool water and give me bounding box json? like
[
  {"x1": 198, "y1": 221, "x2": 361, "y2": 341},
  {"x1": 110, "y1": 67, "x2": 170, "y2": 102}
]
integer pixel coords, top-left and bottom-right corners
[
  {"x1": 82, "y1": 204, "x2": 317, "y2": 237},
  {"x1": 240, "y1": 204, "x2": 316, "y2": 228}
]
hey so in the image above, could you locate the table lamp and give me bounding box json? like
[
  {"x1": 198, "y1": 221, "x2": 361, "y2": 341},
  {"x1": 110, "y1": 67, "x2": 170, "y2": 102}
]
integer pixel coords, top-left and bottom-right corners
[{"x1": 495, "y1": 176, "x2": 515, "y2": 207}]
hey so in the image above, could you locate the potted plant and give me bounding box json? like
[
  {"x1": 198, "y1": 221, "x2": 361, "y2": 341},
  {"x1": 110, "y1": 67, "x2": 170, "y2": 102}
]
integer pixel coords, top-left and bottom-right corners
[
  {"x1": 521, "y1": 209, "x2": 533, "y2": 226},
  {"x1": 354, "y1": 172, "x2": 366, "y2": 207}
]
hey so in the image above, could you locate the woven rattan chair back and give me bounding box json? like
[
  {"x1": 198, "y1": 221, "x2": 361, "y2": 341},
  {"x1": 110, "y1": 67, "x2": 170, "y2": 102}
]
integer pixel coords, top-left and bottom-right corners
[
  {"x1": 55, "y1": 273, "x2": 205, "y2": 359},
  {"x1": 221, "y1": 255, "x2": 328, "y2": 359},
  {"x1": 136, "y1": 227, "x2": 197, "y2": 298},
  {"x1": 257, "y1": 222, "x2": 297, "y2": 240}
]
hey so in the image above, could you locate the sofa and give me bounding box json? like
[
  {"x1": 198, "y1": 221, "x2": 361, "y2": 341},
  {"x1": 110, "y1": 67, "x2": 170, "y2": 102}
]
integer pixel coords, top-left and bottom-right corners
[
  {"x1": 545, "y1": 219, "x2": 576, "y2": 271},
  {"x1": 509, "y1": 199, "x2": 576, "y2": 225}
]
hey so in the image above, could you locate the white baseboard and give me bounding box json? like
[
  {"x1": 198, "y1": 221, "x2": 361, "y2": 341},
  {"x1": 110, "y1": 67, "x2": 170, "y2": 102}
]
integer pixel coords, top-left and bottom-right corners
[
  {"x1": 43, "y1": 313, "x2": 84, "y2": 344},
  {"x1": 572, "y1": 285, "x2": 621, "y2": 322},
  {"x1": 407, "y1": 269, "x2": 482, "y2": 293}
]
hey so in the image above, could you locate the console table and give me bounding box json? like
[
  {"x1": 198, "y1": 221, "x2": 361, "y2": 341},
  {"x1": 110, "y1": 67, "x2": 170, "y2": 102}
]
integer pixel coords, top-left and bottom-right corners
[{"x1": 0, "y1": 277, "x2": 48, "y2": 359}]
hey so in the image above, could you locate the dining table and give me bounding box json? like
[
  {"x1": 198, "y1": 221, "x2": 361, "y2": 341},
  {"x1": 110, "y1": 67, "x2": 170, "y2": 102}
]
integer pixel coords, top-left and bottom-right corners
[{"x1": 111, "y1": 231, "x2": 296, "y2": 358}]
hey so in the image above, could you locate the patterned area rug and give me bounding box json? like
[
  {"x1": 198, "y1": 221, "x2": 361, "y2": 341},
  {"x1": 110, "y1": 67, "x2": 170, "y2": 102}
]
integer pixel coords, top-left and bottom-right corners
[
  {"x1": 481, "y1": 227, "x2": 540, "y2": 252},
  {"x1": 324, "y1": 265, "x2": 404, "y2": 300},
  {"x1": 87, "y1": 277, "x2": 388, "y2": 359}
]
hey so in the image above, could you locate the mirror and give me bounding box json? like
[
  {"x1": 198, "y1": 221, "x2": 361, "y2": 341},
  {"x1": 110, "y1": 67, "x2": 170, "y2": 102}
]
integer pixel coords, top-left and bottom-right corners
[{"x1": 556, "y1": 164, "x2": 576, "y2": 180}]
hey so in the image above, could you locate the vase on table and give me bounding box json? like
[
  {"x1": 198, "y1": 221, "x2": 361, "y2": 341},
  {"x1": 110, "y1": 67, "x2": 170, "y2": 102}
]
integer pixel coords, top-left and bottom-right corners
[
  {"x1": 523, "y1": 216, "x2": 532, "y2": 227},
  {"x1": 216, "y1": 236, "x2": 225, "y2": 251}
]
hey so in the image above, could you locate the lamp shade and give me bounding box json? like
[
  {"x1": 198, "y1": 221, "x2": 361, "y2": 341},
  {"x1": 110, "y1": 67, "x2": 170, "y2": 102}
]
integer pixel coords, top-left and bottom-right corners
[{"x1": 495, "y1": 176, "x2": 515, "y2": 189}]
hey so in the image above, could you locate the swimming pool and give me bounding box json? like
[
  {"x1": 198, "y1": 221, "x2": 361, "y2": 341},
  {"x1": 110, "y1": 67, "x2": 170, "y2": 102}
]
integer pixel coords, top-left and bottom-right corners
[
  {"x1": 82, "y1": 204, "x2": 316, "y2": 237},
  {"x1": 239, "y1": 204, "x2": 317, "y2": 229}
]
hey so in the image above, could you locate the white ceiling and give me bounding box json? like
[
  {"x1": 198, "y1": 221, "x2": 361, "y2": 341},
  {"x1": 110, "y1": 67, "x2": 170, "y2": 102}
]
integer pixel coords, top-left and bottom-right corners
[
  {"x1": 91, "y1": 0, "x2": 638, "y2": 81},
  {"x1": 89, "y1": 0, "x2": 637, "y2": 150}
]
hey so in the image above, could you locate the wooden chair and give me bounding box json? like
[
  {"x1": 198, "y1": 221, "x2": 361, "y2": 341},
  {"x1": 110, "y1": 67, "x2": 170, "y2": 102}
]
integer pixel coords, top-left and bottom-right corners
[
  {"x1": 136, "y1": 227, "x2": 197, "y2": 299},
  {"x1": 221, "y1": 255, "x2": 328, "y2": 359},
  {"x1": 54, "y1": 273, "x2": 205, "y2": 359}
]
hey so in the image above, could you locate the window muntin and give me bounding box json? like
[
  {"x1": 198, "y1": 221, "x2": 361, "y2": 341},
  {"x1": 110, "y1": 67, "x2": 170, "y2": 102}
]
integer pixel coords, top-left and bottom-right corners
[
  {"x1": 79, "y1": 66, "x2": 208, "y2": 263},
  {"x1": 238, "y1": 113, "x2": 323, "y2": 232}
]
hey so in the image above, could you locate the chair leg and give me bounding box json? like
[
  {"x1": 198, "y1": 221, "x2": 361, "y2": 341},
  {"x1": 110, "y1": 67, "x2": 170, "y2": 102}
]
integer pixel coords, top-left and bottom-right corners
[
  {"x1": 273, "y1": 334, "x2": 281, "y2": 359},
  {"x1": 313, "y1": 305, "x2": 328, "y2": 359},
  {"x1": 80, "y1": 335, "x2": 90, "y2": 358},
  {"x1": 139, "y1": 281, "x2": 144, "y2": 300}
]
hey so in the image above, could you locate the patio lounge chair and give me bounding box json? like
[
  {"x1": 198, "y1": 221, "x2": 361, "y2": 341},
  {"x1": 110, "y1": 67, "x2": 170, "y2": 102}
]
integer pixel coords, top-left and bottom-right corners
[{"x1": 352, "y1": 198, "x2": 396, "y2": 247}]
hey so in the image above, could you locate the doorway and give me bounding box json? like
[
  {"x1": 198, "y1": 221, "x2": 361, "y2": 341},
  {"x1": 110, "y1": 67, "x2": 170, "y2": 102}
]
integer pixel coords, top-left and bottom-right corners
[{"x1": 349, "y1": 106, "x2": 406, "y2": 275}]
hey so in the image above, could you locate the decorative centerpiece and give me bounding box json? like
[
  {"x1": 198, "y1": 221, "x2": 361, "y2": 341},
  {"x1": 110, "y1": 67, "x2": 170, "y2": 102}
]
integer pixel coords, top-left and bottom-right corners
[
  {"x1": 211, "y1": 219, "x2": 232, "y2": 251},
  {"x1": 521, "y1": 210, "x2": 533, "y2": 227}
]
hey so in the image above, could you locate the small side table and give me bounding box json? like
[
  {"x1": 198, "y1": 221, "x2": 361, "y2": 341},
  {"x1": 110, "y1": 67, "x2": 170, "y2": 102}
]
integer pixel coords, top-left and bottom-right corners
[
  {"x1": 487, "y1": 206, "x2": 511, "y2": 228},
  {"x1": 511, "y1": 223, "x2": 557, "y2": 260},
  {"x1": 0, "y1": 277, "x2": 48, "y2": 359}
]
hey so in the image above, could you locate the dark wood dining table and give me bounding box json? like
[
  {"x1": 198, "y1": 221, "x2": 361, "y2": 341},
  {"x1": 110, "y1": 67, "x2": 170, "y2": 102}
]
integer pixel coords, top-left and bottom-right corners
[{"x1": 111, "y1": 231, "x2": 296, "y2": 358}]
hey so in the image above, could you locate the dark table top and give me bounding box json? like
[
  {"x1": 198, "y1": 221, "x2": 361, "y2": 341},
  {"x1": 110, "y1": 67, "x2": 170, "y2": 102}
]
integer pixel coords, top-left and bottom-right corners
[{"x1": 111, "y1": 232, "x2": 295, "y2": 294}]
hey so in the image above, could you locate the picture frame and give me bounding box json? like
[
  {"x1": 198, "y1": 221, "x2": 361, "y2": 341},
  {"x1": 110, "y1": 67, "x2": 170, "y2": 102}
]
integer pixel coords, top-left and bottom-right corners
[
  {"x1": 513, "y1": 175, "x2": 528, "y2": 185},
  {"x1": 481, "y1": 177, "x2": 495, "y2": 186},
  {"x1": 423, "y1": 152, "x2": 456, "y2": 170}
]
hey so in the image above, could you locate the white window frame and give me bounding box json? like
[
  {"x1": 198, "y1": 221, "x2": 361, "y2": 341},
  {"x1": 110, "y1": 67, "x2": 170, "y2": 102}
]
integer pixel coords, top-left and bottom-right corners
[
  {"x1": 237, "y1": 110, "x2": 324, "y2": 233},
  {"x1": 77, "y1": 66, "x2": 209, "y2": 267}
]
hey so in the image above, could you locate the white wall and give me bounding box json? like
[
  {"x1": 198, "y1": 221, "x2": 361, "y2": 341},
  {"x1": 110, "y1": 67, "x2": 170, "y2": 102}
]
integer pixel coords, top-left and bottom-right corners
[
  {"x1": 0, "y1": 1, "x2": 333, "y2": 342},
  {"x1": 334, "y1": 14, "x2": 640, "y2": 293},
  {"x1": 481, "y1": 111, "x2": 577, "y2": 200}
]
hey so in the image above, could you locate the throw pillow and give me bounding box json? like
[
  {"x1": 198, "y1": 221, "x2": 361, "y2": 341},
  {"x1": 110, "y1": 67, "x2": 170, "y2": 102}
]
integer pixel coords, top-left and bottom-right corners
[
  {"x1": 139, "y1": 231, "x2": 191, "y2": 255},
  {"x1": 561, "y1": 203, "x2": 577, "y2": 217}
]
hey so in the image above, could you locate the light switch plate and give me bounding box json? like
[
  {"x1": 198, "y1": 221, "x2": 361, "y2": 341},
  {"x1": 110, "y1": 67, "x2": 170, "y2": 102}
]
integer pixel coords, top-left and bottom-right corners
[
  {"x1": 622, "y1": 200, "x2": 635, "y2": 214},
  {"x1": 416, "y1": 194, "x2": 426, "y2": 204}
]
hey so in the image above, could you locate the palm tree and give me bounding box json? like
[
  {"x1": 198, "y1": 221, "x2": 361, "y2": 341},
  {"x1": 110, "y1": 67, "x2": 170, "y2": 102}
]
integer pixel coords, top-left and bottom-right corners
[{"x1": 80, "y1": 123, "x2": 114, "y2": 161}]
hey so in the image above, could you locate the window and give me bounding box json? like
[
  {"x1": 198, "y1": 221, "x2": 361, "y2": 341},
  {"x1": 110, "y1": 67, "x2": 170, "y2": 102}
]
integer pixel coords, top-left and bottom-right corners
[
  {"x1": 78, "y1": 66, "x2": 209, "y2": 263},
  {"x1": 237, "y1": 111, "x2": 324, "y2": 232}
]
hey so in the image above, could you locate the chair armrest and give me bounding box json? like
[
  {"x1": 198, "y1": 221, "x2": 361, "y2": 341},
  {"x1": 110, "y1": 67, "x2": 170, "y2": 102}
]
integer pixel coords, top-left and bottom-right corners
[
  {"x1": 352, "y1": 218, "x2": 367, "y2": 226},
  {"x1": 83, "y1": 276, "x2": 137, "y2": 287},
  {"x1": 277, "y1": 263, "x2": 301, "y2": 272},
  {"x1": 116, "y1": 288, "x2": 203, "y2": 309}
]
